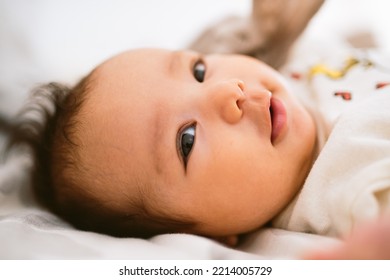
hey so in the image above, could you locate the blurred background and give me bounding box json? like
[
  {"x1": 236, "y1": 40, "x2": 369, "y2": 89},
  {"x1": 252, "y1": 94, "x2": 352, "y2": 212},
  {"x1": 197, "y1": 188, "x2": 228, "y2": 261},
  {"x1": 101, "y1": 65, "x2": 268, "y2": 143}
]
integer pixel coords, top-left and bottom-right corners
[{"x1": 0, "y1": 0, "x2": 389, "y2": 115}]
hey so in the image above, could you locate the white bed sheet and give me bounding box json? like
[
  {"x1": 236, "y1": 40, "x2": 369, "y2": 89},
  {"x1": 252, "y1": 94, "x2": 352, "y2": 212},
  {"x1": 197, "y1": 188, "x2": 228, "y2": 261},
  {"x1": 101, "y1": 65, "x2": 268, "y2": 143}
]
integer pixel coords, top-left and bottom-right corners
[{"x1": 1, "y1": 0, "x2": 389, "y2": 259}]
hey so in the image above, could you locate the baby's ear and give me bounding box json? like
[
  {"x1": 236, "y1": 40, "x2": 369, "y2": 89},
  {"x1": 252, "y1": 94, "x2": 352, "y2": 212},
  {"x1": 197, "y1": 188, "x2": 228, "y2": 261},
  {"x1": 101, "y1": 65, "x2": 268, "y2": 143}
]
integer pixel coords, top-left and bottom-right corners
[{"x1": 212, "y1": 235, "x2": 239, "y2": 247}]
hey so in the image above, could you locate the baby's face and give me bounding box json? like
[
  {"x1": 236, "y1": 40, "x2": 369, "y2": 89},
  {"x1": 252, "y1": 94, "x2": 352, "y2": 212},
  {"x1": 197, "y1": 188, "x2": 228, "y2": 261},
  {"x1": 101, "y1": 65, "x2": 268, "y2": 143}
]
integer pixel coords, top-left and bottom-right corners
[{"x1": 78, "y1": 49, "x2": 316, "y2": 237}]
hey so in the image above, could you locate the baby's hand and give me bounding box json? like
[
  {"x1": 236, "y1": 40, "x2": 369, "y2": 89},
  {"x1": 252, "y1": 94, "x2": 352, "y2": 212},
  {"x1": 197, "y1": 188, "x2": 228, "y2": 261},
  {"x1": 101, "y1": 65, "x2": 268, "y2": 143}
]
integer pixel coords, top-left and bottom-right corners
[
  {"x1": 304, "y1": 216, "x2": 390, "y2": 259},
  {"x1": 189, "y1": 16, "x2": 265, "y2": 59},
  {"x1": 188, "y1": 15, "x2": 288, "y2": 69}
]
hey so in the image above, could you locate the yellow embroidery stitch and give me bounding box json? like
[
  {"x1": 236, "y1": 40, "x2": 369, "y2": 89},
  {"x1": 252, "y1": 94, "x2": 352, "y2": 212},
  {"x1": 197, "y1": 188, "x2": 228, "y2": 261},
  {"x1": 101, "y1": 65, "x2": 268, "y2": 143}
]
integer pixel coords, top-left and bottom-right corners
[{"x1": 308, "y1": 57, "x2": 361, "y2": 80}]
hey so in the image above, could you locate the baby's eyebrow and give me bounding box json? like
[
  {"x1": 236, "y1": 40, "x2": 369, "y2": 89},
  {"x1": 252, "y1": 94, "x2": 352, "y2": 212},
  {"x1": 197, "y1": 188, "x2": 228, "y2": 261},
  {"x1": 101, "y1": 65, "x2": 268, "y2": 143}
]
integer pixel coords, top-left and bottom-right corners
[
  {"x1": 151, "y1": 104, "x2": 166, "y2": 175},
  {"x1": 168, "y1": 51, "x2": 186, "y2": 78}
]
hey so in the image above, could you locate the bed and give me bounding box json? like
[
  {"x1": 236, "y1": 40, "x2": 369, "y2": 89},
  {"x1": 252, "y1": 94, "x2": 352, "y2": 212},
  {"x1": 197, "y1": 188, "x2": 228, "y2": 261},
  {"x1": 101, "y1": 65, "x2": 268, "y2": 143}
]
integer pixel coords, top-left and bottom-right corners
[{"x1": 1, "y1": 0, "x2": 389, "y2": 259}]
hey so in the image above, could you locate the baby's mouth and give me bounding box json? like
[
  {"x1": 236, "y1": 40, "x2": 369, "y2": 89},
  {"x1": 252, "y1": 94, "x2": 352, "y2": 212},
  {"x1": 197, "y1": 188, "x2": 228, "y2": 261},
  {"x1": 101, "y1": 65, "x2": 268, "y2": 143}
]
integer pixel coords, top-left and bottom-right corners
[{"x1": 269, "y1": 97, "x2": 287, "y2": 144}]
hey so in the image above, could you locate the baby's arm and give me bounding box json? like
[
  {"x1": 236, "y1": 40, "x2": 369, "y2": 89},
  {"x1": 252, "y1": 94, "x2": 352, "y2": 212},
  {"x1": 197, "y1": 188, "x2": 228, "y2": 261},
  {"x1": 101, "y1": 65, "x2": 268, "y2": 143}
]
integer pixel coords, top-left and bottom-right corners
[
  {"x1": 304, "y1": 216, "x2": 390, "y2": 259},
  {"x1": 189, "y1": 0, "x2": 324, "y2": 69}
]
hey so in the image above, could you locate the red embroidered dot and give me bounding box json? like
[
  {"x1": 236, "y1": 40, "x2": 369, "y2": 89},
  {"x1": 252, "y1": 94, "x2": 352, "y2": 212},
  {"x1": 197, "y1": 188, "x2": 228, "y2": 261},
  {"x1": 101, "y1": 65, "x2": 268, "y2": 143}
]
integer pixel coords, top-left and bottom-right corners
[
  {"x1": 290, "y1": 72, "x2": 302, "y2": 80},
  {"x1": 376, "y1": 82, "x2": 390, "y2": 89},
  {"x1": 334, "y1": 91, "x2": 352, "y2": 101}
]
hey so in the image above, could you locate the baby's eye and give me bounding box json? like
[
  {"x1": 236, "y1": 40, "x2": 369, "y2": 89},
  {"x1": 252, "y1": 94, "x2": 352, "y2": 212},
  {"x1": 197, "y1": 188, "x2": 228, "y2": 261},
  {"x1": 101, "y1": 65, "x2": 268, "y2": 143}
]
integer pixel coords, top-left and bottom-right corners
[
  {"x1": 193, "y1": 60, "x2": 206, "y2": 83},
  {"x1": 178, "y1": 123, "x2": 196, "y2": 166}
]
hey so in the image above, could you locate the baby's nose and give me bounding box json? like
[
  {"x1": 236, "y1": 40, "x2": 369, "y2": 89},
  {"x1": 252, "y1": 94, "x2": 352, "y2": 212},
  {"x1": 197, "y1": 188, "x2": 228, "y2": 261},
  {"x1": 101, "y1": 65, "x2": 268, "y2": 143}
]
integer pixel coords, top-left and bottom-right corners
[{"x1": 205, "y1": 79, "x2": 246, "y2": 124}]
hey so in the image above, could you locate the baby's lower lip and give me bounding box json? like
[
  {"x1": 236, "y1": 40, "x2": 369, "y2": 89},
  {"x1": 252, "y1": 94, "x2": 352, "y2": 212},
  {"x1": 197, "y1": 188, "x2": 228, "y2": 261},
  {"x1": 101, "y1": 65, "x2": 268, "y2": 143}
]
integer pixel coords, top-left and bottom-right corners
[{"x1": 270, "y1": 97, "x2": 287, "y2": 144}]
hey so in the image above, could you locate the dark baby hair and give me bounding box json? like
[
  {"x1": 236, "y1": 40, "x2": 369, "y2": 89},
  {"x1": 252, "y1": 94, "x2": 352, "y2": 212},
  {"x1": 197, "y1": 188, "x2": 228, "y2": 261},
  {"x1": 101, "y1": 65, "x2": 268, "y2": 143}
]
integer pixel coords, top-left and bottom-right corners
[{"x1": 7, "y1": 76, "x2": 195, "y2": 238}]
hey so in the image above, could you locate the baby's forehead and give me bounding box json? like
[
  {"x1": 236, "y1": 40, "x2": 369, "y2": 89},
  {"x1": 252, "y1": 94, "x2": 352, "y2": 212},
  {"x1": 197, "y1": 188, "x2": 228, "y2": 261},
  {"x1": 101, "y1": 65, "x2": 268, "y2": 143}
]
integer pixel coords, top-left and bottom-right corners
[
  {"x1": 78, "y1": 48, "x2": 175, "y2": 133},
  {"x1": 100, "y1": 48, "x2": 170, "y2": 69},
  {"x1": 90, "y1": 49, "x2": 166, "y2": 86}
]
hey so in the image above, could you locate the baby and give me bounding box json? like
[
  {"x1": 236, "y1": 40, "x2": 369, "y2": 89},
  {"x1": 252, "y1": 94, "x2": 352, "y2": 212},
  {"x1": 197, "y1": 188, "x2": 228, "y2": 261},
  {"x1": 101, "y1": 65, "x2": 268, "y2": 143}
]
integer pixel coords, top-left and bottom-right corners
[
  {"x1": 12, "y1": 48, "x2": 318, "y2": 245},
  {"x1": 10, "y1": 45, "x2": 390, "y2": 258}
]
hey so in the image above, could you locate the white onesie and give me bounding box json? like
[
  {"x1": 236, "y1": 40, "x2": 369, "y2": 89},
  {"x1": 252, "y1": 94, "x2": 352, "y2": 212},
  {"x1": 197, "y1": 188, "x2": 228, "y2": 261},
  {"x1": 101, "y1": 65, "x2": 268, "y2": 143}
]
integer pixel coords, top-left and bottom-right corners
[{"x1": 272, "y1": 49, "x2": 390, "y2": 237}]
